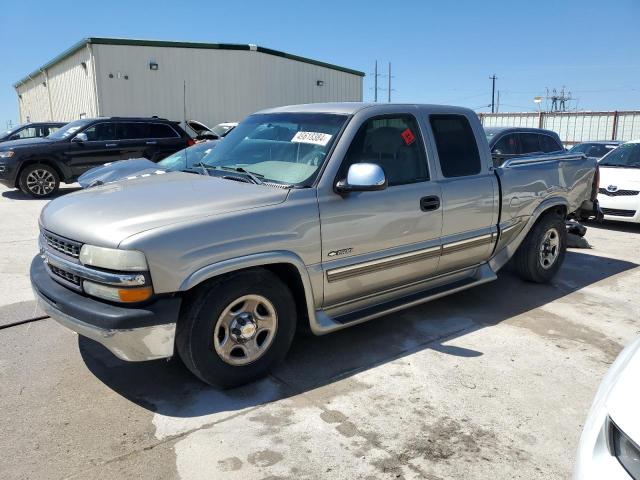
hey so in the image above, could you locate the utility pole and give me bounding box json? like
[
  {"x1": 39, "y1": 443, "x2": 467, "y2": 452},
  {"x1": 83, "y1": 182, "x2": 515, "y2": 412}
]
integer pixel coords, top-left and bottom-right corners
[
  {"x1": 496, "y1": 90, "x2": 500, "y2": 113},
  {"x1": 387, "y1": 62, "x2": 392, "y2": 103},
  {"x1": 374, "y1": 61, "x2": 378, "y2": 102},
  {"x1": 489, "y1": 75, "x2": 497, "y2": 113}
]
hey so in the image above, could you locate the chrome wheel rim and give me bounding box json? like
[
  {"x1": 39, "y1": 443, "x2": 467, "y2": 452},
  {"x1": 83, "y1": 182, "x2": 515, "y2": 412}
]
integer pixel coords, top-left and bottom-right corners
[
  {"x1": 539, "y1": 227, "x2": 560, "y2": 269},
  {"x1": 26, "y1": 169, "x2": 56, "y2": 196},
  {"x1": 213, "y1": 294, "x2": 277, "y2": 366}
]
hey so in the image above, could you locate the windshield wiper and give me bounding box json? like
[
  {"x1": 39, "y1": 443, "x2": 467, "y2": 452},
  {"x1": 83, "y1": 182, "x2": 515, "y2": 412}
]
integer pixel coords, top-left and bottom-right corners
[{"x1": 215, "y1": 166, "x2": 264, "y2": 185}]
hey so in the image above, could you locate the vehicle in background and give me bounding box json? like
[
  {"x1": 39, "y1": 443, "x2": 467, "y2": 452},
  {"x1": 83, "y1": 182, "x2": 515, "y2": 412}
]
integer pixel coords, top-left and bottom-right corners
[
  {"x1": 597, "y1": 140, "x2": 640, "y2": 223},
  {"x1": 0, "y1": 122, "x2": 65, "y2": 143},
  {"x1": 0, "y1": 117, "x2": 193, "y2": 197},
  {"x1": 569, "y1": 141, "x2": 622, "y2": 159},
  {"x1": 31, "y1": 103, "x2": 600, "y2": 387},
  {"x1": 78, "y1": 140, "x2": 218, "y2": 188},
  {"x1": 485, "y1": 127, "x2": 565, "y2": 166},
  {"x1": 574, "y1": 335, "x2": 640, "y2": 479},
  {"x1": 186, "y1": 120, "x2": 238, "y2": 141}
]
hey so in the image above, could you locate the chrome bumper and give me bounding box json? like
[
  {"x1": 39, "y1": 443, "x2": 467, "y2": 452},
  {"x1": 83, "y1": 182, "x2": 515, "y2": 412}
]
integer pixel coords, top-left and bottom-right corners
[{"x1": 34, "y1": 287, "x2": 176, "y2": 362}]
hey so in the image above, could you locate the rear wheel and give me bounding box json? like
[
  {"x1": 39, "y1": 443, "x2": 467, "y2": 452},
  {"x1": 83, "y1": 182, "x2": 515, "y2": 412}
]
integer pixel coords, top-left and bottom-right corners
[
  {"x1": 512, "y1": 212, "x2": 567, "y2": 283},
  {"x1": 176, "y1": 269, "x2": 296, "y2": 388},
  {"x1": 19, "y1": 163, "x2": 60, "y2": 198}
]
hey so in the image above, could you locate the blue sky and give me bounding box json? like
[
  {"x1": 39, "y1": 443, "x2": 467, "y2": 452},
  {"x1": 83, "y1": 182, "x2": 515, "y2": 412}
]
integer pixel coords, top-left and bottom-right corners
[{"x1": 1, "y1": 0, "x2": 638, "y2": 128}]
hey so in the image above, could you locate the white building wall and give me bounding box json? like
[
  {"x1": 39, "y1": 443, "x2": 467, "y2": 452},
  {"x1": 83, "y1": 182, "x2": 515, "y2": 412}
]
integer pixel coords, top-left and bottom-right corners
[
  {"x1": 15, "y1": 47, "x2": 98, "y2": 123},
  {"x1": 46, "y1": 46, "x2": 98, "y2": 121},
  {"x1": 16, "y1": 72, "x2": 50, "y2": 123},
  {"x1": 93, "y1": 44, "x2": 363, "y2": 126}
]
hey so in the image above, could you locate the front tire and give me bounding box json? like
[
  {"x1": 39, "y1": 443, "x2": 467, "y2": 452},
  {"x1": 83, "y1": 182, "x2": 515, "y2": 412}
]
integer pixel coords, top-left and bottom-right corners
[
  {"x1": 18, "y1": 163, "x2": 60, "y2": 198},
  {"x1": 176, "y1": 269, "x2": 297, "y2": 388},
  {"x1": 513, "y1": 212, "x2": 567, "y2": 283}
]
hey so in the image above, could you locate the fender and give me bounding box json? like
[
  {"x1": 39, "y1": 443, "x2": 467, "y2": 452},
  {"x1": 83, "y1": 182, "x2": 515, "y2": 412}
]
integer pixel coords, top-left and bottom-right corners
[
  {"x1": 489, "y1": 196, "x2": 569, "y2": 272},
  {"x1": 179, "y1": 250, "x2": 319, "y2": 329}
]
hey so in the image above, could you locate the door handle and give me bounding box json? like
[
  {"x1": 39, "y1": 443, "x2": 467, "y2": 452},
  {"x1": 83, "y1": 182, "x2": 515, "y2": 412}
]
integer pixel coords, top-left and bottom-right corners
[
  {"x1": 105, "y1": 143, "x2": 118, "y2": 147},
  {"x1": 420, "y1": 195, "x2": 440, "y2": 212},
  {"x1": 146, "y1": 141, "x2": 157, "y2": 145}
]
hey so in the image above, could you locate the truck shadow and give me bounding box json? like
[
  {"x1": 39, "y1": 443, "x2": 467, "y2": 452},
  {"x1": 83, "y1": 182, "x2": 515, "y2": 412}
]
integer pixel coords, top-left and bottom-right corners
[{"x1": 79, "y1": 249, "x2": 638, "y2": 421}]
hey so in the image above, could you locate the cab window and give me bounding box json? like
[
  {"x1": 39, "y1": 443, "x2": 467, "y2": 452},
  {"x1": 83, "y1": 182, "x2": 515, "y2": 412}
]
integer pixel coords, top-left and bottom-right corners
[
  {"x1": 430, "y1": 115, "x2": 481, "y2": 177},
  {"x1": 340, "y1": 115, "x2": 429, "y2": 186}
]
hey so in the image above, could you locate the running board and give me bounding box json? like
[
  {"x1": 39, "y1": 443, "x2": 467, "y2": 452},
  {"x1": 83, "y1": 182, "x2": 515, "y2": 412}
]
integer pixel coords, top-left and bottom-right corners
[{"x1": 311, "y1": 264, "x2": 497, "y2": 335}]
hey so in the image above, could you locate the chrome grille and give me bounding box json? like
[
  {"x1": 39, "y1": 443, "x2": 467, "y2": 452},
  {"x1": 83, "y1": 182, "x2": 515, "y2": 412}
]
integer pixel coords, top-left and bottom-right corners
[
  {"x1": 598, "y1": 188, "x2": 639, "y2": 197},
  {"x1": 43, "y1": 231, "x2": 82, "y2": 258},
  {"x1": 49, "y1": 264, "x2": 81, "y2": 287}
]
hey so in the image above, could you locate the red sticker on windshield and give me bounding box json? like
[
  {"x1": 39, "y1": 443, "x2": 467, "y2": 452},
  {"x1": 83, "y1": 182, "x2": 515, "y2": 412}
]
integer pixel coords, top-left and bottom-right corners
[{"x1": 401, "y1": 128, "x2": 415, "y2": 145}]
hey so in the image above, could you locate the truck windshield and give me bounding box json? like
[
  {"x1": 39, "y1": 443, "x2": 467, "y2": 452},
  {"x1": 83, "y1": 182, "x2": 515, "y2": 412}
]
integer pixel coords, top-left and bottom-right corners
[
  {"x1": 599, "y1": 143, "x2": 640, "y2": 168},
  {"x1": 199, "y1": 113, "x2": 348, "y2": 186}
]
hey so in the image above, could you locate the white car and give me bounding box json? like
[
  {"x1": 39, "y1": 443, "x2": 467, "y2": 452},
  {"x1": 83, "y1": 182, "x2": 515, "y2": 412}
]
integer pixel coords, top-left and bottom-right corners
[
  {"x1": 574, "y1": 336, "x2": 640, "y2": 479},
  {"x1": 597, "y1": 140, "x2": 640, "y2": 223}
]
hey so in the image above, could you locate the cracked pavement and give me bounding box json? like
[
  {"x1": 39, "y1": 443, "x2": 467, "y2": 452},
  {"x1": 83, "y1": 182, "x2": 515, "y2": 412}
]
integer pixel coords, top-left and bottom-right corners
[{"x1": 1, "y1": 183, "x2": 639, "y2": 479}]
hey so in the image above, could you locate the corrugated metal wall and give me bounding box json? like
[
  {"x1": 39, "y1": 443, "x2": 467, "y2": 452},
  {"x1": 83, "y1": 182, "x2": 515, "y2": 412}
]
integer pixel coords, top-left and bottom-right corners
[
  {"x1": 93, "y1": 44, "x2": 363, "y2": 126},
  {"x1": 16, "y1": 73, "x2": 50, "y2": 123},
  {"x1": 478, "y1": 111, "x2": 640, "y2": 145},
  {"x1": 16, "y1": 47, "x2": 98, "y2": 123}
]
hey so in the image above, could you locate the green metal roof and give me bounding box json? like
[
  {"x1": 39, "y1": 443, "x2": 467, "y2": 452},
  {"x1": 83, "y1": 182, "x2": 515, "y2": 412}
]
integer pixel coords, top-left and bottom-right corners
[{"x1": 14, "y1": 37, "x2": 365, "y2": 87}]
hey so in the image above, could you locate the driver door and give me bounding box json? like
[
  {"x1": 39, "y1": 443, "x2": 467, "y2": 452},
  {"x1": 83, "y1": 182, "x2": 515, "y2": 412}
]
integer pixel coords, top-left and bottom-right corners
[{"x1": 318, "y1": 114, "x2": 443, "y2": 308}]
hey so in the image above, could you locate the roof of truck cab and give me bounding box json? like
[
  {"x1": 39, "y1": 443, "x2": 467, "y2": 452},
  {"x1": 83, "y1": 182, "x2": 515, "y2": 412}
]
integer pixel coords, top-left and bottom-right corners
[{"x1": 255, "y1": 103, "x2": 476, "y2": 116}]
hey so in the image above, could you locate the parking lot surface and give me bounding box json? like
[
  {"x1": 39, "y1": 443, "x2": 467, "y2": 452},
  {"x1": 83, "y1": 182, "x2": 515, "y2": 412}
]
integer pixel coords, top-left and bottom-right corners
[{"x1": 1, "y1": 183, "x2": 639, "y2": 480}]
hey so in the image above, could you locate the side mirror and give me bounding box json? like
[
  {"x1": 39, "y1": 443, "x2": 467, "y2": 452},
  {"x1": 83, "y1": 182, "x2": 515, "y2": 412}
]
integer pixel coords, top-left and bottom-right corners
[
  {"x1": 72, "y1": 132, "x2": 88, "y2": 143},
  {"x1": 335, "y1": 163, "x2": 387, "y2": 193}
]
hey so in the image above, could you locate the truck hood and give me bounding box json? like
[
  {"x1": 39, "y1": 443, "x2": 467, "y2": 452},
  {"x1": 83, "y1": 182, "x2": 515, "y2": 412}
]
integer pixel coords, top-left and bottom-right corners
[
  {"x1": 77, "y1": 158, "x2": 161, "y2": 188},
  {"x1": 40, "y1": 172, "x2": 289, "y2": 247}
]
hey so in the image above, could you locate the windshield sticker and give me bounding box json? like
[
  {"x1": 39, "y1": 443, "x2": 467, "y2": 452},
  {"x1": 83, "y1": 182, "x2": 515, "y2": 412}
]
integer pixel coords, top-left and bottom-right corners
[
  {"x1": 401, "y1": 128, "x2": 416, "y2": 146},
  {"x1": 291, "y1": 131, "x2": 332, "y2": 146}
]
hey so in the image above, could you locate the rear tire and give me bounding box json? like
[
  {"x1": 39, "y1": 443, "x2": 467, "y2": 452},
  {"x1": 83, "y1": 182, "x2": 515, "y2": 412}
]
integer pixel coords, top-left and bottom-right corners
[
  {"x1": 513, "y1": 212, "x2": 567, "y2": 283},
  {"x1": 176, "y1": 269, "x2": 297, "y2": 388},
  {"x1": 18, "y1": 163, "x2": 60, "y2": 198}
]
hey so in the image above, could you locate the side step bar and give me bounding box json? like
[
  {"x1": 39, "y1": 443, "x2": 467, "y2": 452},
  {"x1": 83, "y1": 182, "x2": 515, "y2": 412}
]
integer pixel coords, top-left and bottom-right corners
[{"x1": 311, "y1": 264, "x2": 497, "y2": 335}]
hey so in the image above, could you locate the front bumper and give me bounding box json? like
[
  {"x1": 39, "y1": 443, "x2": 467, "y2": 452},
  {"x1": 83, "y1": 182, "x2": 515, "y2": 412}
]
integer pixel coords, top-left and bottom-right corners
[
  {"x1": 30, "y1": 255, "x2": 181, "y2": 361},
  {"x1": 0, "y1": 161, "x2": 18, "y2": 188}
]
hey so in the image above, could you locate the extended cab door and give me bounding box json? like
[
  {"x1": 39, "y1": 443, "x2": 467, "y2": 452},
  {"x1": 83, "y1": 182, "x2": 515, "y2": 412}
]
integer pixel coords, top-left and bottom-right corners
[
  {"x1": 317, "y1": 111, "x2": 443, "y2": 308},
  {"x1": 426, "y1": 114, "x2": 499, "y2": 274}
]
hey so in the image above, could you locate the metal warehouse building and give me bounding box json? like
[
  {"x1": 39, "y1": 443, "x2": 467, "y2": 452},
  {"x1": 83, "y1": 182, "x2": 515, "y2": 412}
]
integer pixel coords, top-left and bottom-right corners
[{"x1": 14, "y1": 37, "x2": 364, "y2": 127}]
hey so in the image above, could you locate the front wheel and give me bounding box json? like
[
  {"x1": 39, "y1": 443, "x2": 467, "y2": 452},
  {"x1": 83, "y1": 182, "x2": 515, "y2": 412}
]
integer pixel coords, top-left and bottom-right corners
[
  {"x1": 176, "y1": 269, "x2": 297, "y2": 388},
  {"x1": 512, "y1": 212, "x2": 567, "y2": 283},
  {"x1": 18, "y1": 163, "x2": 60, "y2": 198}
]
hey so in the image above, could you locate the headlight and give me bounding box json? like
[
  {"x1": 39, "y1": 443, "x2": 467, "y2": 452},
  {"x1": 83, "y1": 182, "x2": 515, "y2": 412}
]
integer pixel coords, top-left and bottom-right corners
[
  {"x1": 0, "y1": 151, "x2": 15, "y2": 158},
  {"x1": 84, "y1": 280, "x2": 153, "y2": 303},
  {"x1": 79, "y1": 245, "x2": 148, "y2": 271},
  {"x1": 609, "y1": 418, "x2": 640, "y2": 478}
]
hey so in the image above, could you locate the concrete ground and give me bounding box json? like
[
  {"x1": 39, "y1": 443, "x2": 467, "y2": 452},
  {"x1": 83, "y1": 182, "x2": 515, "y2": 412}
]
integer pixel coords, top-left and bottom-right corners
[{"x1": 1, "y1": 182, "x2": 639, "y2": 480}]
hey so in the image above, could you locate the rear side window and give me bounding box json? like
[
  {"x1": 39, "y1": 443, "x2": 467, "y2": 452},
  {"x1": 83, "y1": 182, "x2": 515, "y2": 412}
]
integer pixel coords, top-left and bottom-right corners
[
  {"x1": 118, "y1": 123, "x2": 148, "y2": 140},
  {"x1": 430, "y1": 115, "x2": 481, "y2": 177},
  {"x1": 519, "y1": 133, "x2": 542, "y2": 154},
  {"x1": 148, "y1": 123, "x2": 179, "y2": 139},
  {"x1": 540, "y1": 135, "x2": 562, "y2": 153}
]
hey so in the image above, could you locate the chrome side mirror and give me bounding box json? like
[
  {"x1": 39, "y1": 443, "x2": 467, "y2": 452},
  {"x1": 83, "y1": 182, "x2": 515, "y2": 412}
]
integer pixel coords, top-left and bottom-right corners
[
  {"x1": 336, "y1": 163, "x2": 387, "y2": 193},
  {"x1": 72, "y1": 132, "x2": 88, "y2": 143}
]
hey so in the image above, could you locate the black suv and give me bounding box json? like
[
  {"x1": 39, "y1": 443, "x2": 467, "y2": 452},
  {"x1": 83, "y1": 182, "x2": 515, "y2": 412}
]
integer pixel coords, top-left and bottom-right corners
[
  {"x1": 0, "y1": 122, "x2": 65, "y2": 143},
  {"x1": 0, "y1": 117, "x2": 193, "y2": 197},
  {"x1": 484, "y1": 127, "x2": 565, "y2": 166}
]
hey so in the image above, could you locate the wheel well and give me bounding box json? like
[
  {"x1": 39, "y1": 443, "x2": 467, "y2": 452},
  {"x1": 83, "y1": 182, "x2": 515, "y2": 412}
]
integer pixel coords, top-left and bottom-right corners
[
  {"x1": 183, "y1": 263, "x2": 311, "y2": 332},
  {"x1": 538, "y1": 204, "x2": 567, "y2": 222},
  {"x1": 16, "y1": 160, "x2": 63, "y2": 187}
]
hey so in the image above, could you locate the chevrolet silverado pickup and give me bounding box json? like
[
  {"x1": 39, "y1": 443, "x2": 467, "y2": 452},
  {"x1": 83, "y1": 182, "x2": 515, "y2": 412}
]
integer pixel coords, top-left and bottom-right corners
[{"x1": 30, "y1": 103, "x2": 600, "y2": 387}]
